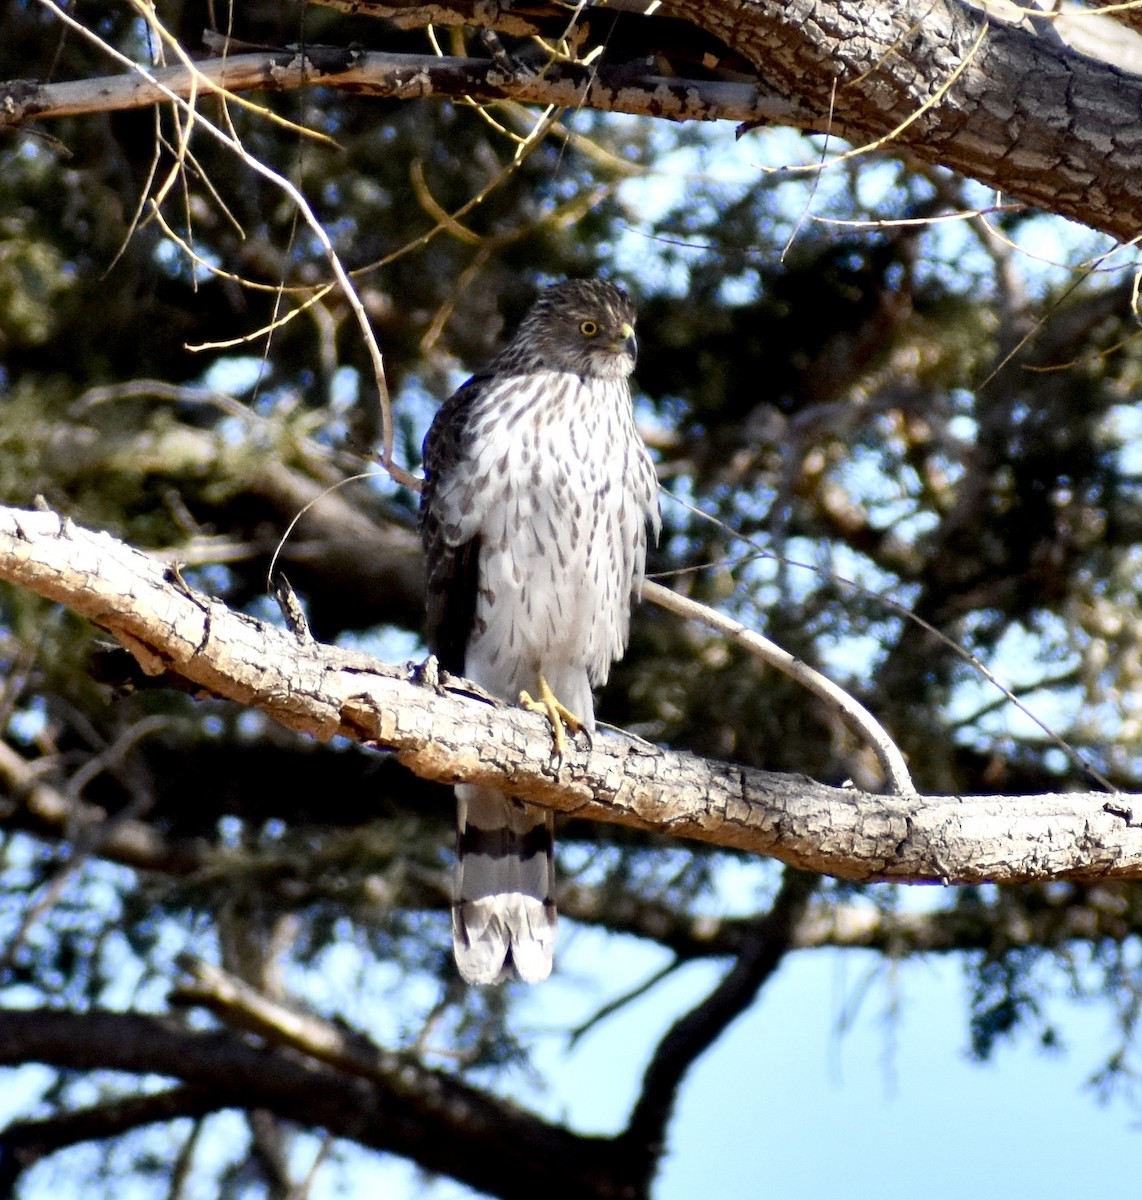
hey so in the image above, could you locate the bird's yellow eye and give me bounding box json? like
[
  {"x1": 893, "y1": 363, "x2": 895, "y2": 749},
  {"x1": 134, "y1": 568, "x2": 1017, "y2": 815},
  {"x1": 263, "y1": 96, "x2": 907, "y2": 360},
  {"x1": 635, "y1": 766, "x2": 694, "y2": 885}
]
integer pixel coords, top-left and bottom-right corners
[{"x1": 579, "y1": 320, "x2": 599, "y2": 337}]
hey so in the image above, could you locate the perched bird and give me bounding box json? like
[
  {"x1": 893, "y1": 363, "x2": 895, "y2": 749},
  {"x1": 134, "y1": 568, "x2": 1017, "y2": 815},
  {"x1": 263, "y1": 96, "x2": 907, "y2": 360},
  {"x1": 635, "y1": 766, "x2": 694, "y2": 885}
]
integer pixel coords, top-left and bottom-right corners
[{"x1": 419, "y1": 278, "x2": 661, "y2": 984}]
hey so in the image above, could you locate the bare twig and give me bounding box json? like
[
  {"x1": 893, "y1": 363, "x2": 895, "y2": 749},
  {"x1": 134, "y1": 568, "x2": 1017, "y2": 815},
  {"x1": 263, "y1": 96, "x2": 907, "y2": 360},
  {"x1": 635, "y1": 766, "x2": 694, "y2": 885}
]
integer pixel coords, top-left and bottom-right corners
[
  {"x1": 29, "y1": 3, "x2": 417, "y2": 490},
  {"x1": 643, "y1": 580, "x2": 917, "y2": 797},
  {"x1": 1, "y1": 715, "x2": 167, "y2": 968},
  {"x1": 0, "y1": 739, "x2": 207, "y2": 875}
]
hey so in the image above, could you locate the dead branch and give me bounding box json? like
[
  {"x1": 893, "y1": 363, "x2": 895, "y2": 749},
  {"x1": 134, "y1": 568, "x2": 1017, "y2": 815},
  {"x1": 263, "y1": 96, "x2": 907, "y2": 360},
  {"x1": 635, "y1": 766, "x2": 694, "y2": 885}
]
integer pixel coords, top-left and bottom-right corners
[
  {"x1": 0, "y1": 46, "x2": 804, "y2": 130},
  {"x1": 644, "y1": 581, "x2": 916, "y2": 796}
]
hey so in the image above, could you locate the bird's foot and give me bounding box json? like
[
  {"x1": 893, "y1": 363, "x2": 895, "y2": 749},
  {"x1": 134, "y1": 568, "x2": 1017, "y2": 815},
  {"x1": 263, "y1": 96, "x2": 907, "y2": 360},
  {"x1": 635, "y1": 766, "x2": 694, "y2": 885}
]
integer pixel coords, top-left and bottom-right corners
[
  {"x1": 409, "y1": 653, "x2": 441, "y2": 691},
  {"x1": 520, "y1": 675, "x2": 584, "y2": 764}
]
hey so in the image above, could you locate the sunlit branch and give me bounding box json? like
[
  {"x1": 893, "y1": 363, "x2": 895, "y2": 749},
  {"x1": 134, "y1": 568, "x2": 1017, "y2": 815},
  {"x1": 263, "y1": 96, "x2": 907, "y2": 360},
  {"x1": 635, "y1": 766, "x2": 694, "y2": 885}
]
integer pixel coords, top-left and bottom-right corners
[
  {"x1": 0, "y1": 45, "x2": 808, "y2": 131},
  {"x1": 644, "y1": 581, "x2": 917, "y2": 797},
  {"x1": 0, "y1": 506, "x2": 1141, "y2": 884}
]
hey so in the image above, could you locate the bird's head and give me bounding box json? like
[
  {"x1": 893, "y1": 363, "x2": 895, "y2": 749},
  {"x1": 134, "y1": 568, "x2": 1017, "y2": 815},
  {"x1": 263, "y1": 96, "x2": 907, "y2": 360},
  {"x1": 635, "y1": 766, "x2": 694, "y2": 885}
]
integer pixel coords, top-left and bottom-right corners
[{"x1": 502, "y1": 279, "x2": 637, "y2": 379}]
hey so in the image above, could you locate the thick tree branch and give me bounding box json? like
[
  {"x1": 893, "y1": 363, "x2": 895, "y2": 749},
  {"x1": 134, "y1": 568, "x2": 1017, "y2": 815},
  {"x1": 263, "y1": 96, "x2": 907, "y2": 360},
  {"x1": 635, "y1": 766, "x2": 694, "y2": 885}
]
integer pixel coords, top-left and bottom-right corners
[
  {"x1": 5, "y1": 0, "x2": 1142, "y2": 240},
  {"x1": 8, "y1": 765, "x2": 1132, "y2": 966},
  {"x1": 0, "y1": 1007, "x2": 635, "y2": 1200},
  {"x1": 0, "y1": 505, "x2": 1140, "y2": 884},
  {"x1": 0, "y1": 1086, "x2": 220, "y2": 1194},
  {"x1": 669, "y1": 0, "x2": 1142, "y2": 241}
]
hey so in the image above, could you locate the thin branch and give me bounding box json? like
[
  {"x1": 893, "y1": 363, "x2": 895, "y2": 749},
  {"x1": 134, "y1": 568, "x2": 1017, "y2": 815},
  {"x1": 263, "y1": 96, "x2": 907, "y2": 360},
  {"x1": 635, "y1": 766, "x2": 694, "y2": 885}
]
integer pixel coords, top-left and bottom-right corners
[
  {"x1": 643, "y1": 580, "x2": 916, "y2": 797},
  {"x1": 0, "y1": 739, "x2": 208, "y2": 876},
  {"x1": 0, "y1": 47, "x2": 807, "y2": 131},
  {"x1": 568, "y1": 958, "x2": 686, "y2": 1047},
  {"x1": 2, "y1": 716, "x2": 167, "y2": 969},
  {"x1": 28, "y1": 4, "x2": 416, "y2": 490}
]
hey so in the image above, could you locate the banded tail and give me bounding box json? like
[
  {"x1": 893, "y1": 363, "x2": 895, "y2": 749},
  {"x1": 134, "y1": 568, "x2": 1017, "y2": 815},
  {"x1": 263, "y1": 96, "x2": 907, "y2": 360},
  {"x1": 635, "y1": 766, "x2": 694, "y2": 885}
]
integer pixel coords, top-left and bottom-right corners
[{"x1": 453, "y1": 784, "x2": 556, "y2": 984}]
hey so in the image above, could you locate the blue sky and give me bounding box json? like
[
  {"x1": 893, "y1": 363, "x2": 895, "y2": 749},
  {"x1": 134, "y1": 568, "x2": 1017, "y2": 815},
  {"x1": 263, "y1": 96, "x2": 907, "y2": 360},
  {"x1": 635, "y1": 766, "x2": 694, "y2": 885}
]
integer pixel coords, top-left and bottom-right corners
[{"x1": 655, "y1": 949, "x2": 1138, "y2": 1198}]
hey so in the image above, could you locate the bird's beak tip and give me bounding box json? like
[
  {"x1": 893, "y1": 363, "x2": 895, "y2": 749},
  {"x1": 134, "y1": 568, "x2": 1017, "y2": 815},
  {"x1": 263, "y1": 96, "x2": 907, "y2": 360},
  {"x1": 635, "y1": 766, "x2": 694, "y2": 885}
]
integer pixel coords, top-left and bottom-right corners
[{"x1": 613, "y1": 322, "x2": 637, "y2": 355}]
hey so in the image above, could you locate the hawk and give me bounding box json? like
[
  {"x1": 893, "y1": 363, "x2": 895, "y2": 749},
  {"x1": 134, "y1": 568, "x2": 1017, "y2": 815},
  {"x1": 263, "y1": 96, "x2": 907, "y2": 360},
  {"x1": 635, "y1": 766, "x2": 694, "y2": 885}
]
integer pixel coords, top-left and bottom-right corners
[{"x1": 419, "y1": 279, "x2": 661, "y2": 984}]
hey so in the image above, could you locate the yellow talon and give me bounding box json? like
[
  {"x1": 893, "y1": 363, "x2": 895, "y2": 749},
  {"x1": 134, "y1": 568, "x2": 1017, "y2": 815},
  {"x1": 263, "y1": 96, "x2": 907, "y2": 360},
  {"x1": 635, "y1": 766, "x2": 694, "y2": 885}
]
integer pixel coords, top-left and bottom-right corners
[{"x1": 520, "y1": 674, "x2": 583, "y2": 761}]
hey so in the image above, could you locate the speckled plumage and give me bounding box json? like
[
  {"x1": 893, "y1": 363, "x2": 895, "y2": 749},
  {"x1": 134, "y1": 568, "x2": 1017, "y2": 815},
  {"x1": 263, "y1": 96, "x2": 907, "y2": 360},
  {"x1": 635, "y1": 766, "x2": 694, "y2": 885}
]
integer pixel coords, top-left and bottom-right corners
[{"x1": 420, "y1": 279, "x2": 660, "y2": 984}]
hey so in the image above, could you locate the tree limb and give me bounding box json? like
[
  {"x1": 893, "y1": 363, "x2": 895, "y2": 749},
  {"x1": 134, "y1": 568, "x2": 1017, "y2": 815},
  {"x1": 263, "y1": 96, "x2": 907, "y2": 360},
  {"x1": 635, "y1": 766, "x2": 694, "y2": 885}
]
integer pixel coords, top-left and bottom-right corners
[
  {"x1": 0, "y1": 1007, "x2": 633, "y2": 1200},
  {"x1": 619, "y1": 867, "x2": 818, "y2": 1176},
  {"x1": 0, "y1": 1086, "x2": 221, "y2": 1195},
  {"x1": 644, "y1": 581, "x2": 916, "y2": 796},
  {"x1": 5, "y1": 0, "x2": 1142, "y2": 240},
  {"x1": 0, "y1": 45, "x2": 806, "y2": 131},
  {"x1": 668, "y1": 0, "x2": 1142, "y2": 241},
  {"x1": 0, "y1": 505, "x2": 1139, "y2": 884},
  {"x1": 562, "y1": 879, "x2": 1142, "y2": 959},
  {"x1": 13, "y1": 747, "x2": 1132, "y2": 968}
]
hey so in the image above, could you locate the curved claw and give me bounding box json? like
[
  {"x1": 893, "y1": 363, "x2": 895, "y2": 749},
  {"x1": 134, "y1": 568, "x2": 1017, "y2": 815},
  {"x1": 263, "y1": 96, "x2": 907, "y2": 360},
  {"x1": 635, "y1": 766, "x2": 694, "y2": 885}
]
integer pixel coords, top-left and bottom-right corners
[{"x1": 520, "y1": 674, "x2": 584, "y2": 763}]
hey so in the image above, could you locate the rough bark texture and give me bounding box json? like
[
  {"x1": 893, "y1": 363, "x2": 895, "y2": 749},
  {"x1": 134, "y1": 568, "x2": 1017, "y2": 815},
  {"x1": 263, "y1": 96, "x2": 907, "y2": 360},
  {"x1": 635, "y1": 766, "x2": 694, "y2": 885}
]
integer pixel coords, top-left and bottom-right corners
[
  {"x1": 6, "y1": 4, "x2": 1141, "y2": 1196},
  {"x1": 0, "y1": 47, "x2": 808, "y2": 128},
  {"x1": 4, "y1": 1, "x2": 1142, "y2": 240},
  {"x1": 669, "y1": 0, "x2": 1142, "y2": 241},
  {"x1": 1, "y1": 505, "x2": 1139, "y2": 885}
]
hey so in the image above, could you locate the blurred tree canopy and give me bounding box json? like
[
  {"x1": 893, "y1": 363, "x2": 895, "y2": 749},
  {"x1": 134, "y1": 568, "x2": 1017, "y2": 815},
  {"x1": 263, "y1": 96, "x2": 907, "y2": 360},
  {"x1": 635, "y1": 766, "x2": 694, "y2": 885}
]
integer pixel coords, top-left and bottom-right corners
[{"x1": 4, "y1": 1, "x2": 1142, "y2": 1197}]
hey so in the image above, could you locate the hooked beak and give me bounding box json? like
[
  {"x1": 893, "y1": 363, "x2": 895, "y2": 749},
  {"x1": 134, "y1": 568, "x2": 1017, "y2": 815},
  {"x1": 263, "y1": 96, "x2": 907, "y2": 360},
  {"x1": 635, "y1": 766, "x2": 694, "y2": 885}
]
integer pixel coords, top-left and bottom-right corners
[{"x1": 613, "y1": 321, "x2": 637, "y2": 357}]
